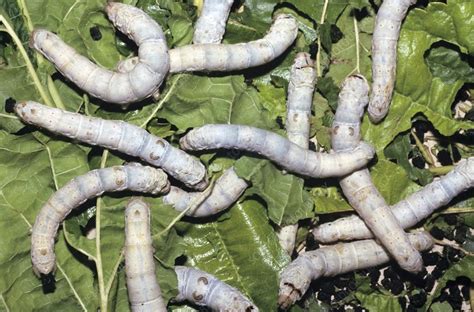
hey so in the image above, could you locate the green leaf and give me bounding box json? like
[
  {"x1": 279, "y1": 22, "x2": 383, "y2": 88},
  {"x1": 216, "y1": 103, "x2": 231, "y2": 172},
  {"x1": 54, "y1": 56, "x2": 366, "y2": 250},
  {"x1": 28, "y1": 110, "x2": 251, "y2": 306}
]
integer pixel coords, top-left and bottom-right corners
[
  {"x1": 425, "y1": 45, "x2": 474, "y2": 84},
  {"x1": 178, "y1": 199, "x2": 290, "y2": 310},
  {"x1": 284, "y1": 0, "x2": 349, "y2": 24}
]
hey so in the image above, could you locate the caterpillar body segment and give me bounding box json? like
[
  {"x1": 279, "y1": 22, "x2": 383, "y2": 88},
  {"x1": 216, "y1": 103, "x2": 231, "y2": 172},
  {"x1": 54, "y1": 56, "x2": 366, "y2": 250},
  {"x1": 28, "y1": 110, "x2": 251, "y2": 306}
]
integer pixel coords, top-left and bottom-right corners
[
  {"x1": 175, "y1": 266, "x2": 258, "y2": 311},
  {"x1": 193, "y1": 0, "x2": 234, "y2": 44},
  {"x1": 31, "y1": 164, "x2": 169, "y2": 276},
  {"x1": 31, "y1": 3, "x2": 169, "y2": 105},
  {"x1": 14, "y1": 101, "x2": 208, "y2": 190},
  {"x1": 169, "y1": 14, "x2": 298, "y2": 73},
  {"x1": 278, "y1": 52, "x2": 316, "y2": 254},
  {"x1": 368, "y1": 0, "x2": 417, "y2": 122},
  {"x1": 278, "y1": 232, "x2": 434, "y2": 309},
  {"x1": 180, "y1": 124, "x2": 375, "y2": 179},
  {"x1": 163, "y1": 167, "x2": 248, "y2": 217},
  {"x1": 333, "y1": 75, "x2": 422, "y2": 273},
  {"x1": 125, "y1": 198, "x2": 168, "y2": 312},
  {"x1": 313, "y1": 157, "x2": 474, "y2": 243}
]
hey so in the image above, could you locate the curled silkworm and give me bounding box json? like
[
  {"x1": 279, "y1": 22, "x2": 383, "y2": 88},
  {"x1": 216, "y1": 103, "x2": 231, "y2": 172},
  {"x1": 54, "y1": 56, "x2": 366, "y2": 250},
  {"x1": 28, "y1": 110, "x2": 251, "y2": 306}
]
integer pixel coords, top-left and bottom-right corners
[
  {"x1": 169, "y1": 14, "x2": 298, "y2": 73},
  {"x1": 14, "y1": 101, "x2": 208, "y2": 190},
  {"x1": 278, "y1": 52, "x2": 316, "y2": 254},
  {"x1": 180, "y1": 124, "x2": 375, "y2": 178},
  {"x1": 278, "y1": 232, "x2": 433, "y2": 309},
  {"x1": 125, "y1": 198, "x2": 167, "y2": 312},
  {"x1": 313, "y1": 157, "x2": 474, "y2": 243},
  {"x1": 332, "y1": 75, "x2": 422, "y2": 273},
  {"x1": 175, "y1": 266, "x2": 258, "y2": 311},
  {"x1": 31, "y1": 163, "x2": 169, "y2": 276},
  {"x1": 193, "y1": 0, "x2": 234, "y2": 44},
  {"x1": 163, "y1": 167, "x2": 248, "y2": 217},
  {"x1": 368, "y1": 0, "x2": 417, "y2": 122},
  {"x1": 30, "y1": 2, "x2": 169, "y2": 105}
]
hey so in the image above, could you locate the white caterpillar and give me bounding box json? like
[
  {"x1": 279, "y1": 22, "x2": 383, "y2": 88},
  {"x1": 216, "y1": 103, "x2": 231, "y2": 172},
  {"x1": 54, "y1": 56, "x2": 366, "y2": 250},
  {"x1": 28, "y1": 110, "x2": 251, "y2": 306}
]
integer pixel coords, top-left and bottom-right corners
[
  {"x1": 169, "y1": 14, "x2": 298, "y2": 73},
  {"x1": 14, "y1": 101, "x2": 208, "y2": 190},
  {"x1": 278, "y1": 232, "x2": 434, "y2": 309},
  {"x1": 31, "y1": 163, "x2": 170, "y2": 276},
  {"x1": 313, "y1": 157, "x2": 474, "y2": 243},
  {"x1": 125, "y1": 198, "x2": 168, "y2": 312},
  {"x1": 278, "y1": 52, "x2": 316, "y2": 254},
  {"x1": 175, "y1": 266, "x2": 258, "y2": 311},
  {"x1": 368, "y1": 0, "x2": 417, "y2": 122},
  {"x1": 332, "y1": 75, "x2": 422, "y2": 273},
  {"x1": 180, "y1": 124, "x2": 375, "y2": 178},
  {"x1": 30, "y1": 2, "x2": 169, "y2": 105},
  {"x1": 193, "y1": 0, "x2": 234, "y2": 44},
  {"x1": 163, "y1": 167, "x2": 248, "y2": 217}
]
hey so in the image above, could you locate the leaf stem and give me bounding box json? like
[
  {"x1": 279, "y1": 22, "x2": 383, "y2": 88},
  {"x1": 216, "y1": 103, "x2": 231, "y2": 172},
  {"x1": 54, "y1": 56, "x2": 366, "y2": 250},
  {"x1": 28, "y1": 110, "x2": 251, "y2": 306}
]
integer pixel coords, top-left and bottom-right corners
[
  {"x1": 0, "y1": 15, "x2": 54, "y2": 107},
  {"x1": 353, "y1": 15, "x2": 360, "y2": 74},
  {"x1": 0, "y1": 113, "x2": 19, "y2": 120},
  {"x1": 411, "y1": 129, "x2": 435, "y2": 166},
  {"x1": 428, "y1": 165, "x2": 454, "y2": 176},
  {"x1": 316, "y1": 0, "x2": 329, "y2": 77},
  {"x1": 440, "y1": 207, "x2": 474, "y2": 214},
  {"x1": 433, "y1": 238, "x2": 474, "y2": 257}
]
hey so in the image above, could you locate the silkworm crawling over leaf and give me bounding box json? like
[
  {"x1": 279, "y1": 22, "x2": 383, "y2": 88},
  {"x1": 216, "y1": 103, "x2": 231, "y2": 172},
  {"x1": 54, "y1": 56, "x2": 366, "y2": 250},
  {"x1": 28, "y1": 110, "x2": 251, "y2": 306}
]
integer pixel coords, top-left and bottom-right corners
[
  {"x1": 278, "y1": 232, "x2": 434, "y2": 309},
  {"x1": 278, "y1": 52, "x2": 316, "y2": 254},
  {"x1": 313, "y1": 157, "x2": 474, "y2": 243},
  {"x1": 163, "y1": 167, "x2": 248, "y2": 217},
  {"x1": 125, "y1": 198, "x2": 168, "y2": 312},
  {"x1": 30, "y1": 2, "x2": 169, "y2": 105},
  {"x1": 180, "y1": 124, "x2": 375, "y2": 178},
  {"x1": 193, "y1": 0, "x2": 234, "y2": 44},
  {"x1": 14, "y1": 101, "x2": 208, "y2": 190},
  {"x1": 332, "y1": 75, "x2": 423, "y2": 273},
  {"x1": 368, "y1": 0, "x2": 417, "y2": 122},
  {"x1": 169, "y1": 14, "x2": 298, "y2": 73},
  {"x1": 174, "y1": 266, "x2": 258, "y2": 311},
  {"x1": 31, "y1": 163, "x2": 169, "y2": 276}
]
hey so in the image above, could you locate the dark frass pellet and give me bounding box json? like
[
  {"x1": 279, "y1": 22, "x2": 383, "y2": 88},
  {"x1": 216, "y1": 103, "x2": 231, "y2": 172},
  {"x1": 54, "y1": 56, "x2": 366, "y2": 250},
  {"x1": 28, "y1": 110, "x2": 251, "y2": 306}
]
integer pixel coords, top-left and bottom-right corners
[
  {"x1": 317, "y1": 291, "x2": 331, "y2": 302},
  {"x1": 409, "y1": 291, "x2": 427, "y2": 308},
  {"x1": 422, "y1": 252, "x2": 441, "y2": 266},
  {"x1": 436, "y1": 258, "x2": 449, "y2": 271},
  {"x1": 437, "y1": 150, "x2": 453, "y2": 166},
  {"x1": 423, "y1": 274, "x2": 435, "y2": 292},
  {"x1": 334, "y1": 290, "x2": 348, "y2": 301},
  {"x1": 430, "y1": 226, "x2": 445, "y2": 240},
  {"x1": 412, "y1": 156, "x2": 426, "y2": 169},
  {"x1": 443, "y1": 214, "x2": 457, "y2": 226},
  {"x1": 89, "y1": 26, "x2": 102, "y2": 41}
]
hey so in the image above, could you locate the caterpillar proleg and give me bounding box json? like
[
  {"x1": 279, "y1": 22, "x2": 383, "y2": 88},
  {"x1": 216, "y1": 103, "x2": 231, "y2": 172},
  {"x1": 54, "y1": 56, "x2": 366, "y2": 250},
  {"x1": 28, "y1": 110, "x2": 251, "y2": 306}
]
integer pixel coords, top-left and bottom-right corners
[
  {"x1": 31, "y1": 163, "x2": 169, "y2": 276},
  {"x1": 180, "y1": 124, "x2": 375, "y2": 178},
  {"x1": 175, "y1": 266, "x2": 258, "y2": 311},
  {"x1": 368, "y1": 0, "x2": 417, "y2": 122},
  {"x1": 30, "y1": 2, "x2": 169, "y2": 105},
  {"x1": 278, "y1": 52, "x2": 316, "y2": 254},
  {"x1": 193, "y1": 0, "x2": 234, "y2": 44},
  {"x1": 313, "y1": 157, "x2": 474, "y2": 243},
  {"x1": 14, "y1": 101, "x2": 208, "y2": 190},
  {"x1": 125, "y1": 198, "x2": 168, "y2": 312},
  {"x1": 332, "y1": 75, "x2": 422, "y2": 273},
  {"x1": 278, "y1": 232, "x2": 434, "y2": 309}
]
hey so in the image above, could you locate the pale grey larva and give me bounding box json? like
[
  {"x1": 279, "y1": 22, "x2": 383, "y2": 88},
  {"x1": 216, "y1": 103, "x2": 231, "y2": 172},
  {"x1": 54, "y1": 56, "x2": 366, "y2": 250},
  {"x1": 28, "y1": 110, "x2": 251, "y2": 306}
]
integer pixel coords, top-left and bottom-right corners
[
  {"x1": 163, "y1": 167, "x2": 248, "y2": 217},
  {"x1": 175, "y1": 266, "x2": 258, "y2": 311},
  {"x1": 193, "y1": 0, "x2": 234, "y2": 44},
  {"x1": 180, "y1": 124, "x2": 375, "y2": 178},
  {"x1": 278, "y1": 52, "x2": 317, "y2": 254},
  {"x1": 278, "y1": 232, "x2": 434, "y2": 309},
  {"x1": 313, "y1": 157, "x2": 474, "y2": 243},
  {"x1": 332, "y1": 75, "x2": 422, "y2": 273},
  {"x1": 169, "y1": 14, "x2": 298, "y2": 73},
  {"x1": 30, "y1": 2, "x2": 169, "y2": 105},
  {"x1": 125, "y1": 198, "x2": 167, "y2": 312},
  {"x1": 31, "y1": 163, "x2": 169, "y2": 276},
  {"x1": 368, "y1": 0, "x2": 417, "y2": 122},
  {"x1": 14, "y1": 101, "x2": 208, "y2": 190}
]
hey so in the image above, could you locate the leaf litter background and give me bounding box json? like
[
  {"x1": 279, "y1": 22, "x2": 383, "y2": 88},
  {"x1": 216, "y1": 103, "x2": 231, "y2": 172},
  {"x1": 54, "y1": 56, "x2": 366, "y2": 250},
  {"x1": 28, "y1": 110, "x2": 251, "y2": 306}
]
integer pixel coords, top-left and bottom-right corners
[{"x1": 0, "y1": 0, "x2": 472, "y2": 311}]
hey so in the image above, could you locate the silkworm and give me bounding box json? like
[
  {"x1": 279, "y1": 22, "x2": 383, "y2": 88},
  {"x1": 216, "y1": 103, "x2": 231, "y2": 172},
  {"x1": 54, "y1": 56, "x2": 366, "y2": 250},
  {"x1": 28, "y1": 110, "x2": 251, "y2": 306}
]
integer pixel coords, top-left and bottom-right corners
[
  {"x1": 163, "y1": 167, "x2": 248, "y2": 217},
  {"x1": 169, "y1": 14, "x2": 298, "y2": 73},
  {"x1": 125, "y1": 198, "x2": 168, "y2": 312},
  {"x1": 30, "y1": 2, "x2": 169, "y2": 105},
  {"x1": 278, "y1": 52, "x2": 316, "y2": 254},
  {"x1": 31, "y1": 163, "x2": 170, "y2": 276},
  {"x1": 313, "y1": 157, "x2": 474, "y2": 243},
  {"x1": 367, "y1": 0, "x2": 417, "y2": 123},
  {"x1": 180, "y1": 124, "x2": 375, "y2": 179},
  {"x1": 175, "y1": 266, "x2": 258, "y2": 311},
  {"x1": 14, "y1": 101, "x2": 208, "y2": 190},
  {"x1": 278, "y1": 232, "x2": 433, "y2": 309},
  {"x1": 193, "y1": 0, "x2": 234, "y2": 44},
  {"x1": 332, "y1": 75, "x2": 422, "y2": 273}
]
